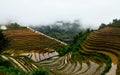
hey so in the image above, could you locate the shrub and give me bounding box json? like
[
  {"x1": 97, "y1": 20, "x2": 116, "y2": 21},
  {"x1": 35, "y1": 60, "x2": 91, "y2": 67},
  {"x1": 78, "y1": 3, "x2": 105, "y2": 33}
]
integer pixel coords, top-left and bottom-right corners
[
  {"x1": 29, "y1": 67, "x2": 50, "y2": 75},
  {"x1": 0, "y1": 30, "x2": 9, "y2": 52}
]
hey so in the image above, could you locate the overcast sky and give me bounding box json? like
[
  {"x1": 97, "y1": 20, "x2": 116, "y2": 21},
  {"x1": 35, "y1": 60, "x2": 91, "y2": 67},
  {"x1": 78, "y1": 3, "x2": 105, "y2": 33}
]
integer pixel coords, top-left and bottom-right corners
[{"x1": 0, "y1": 0, "x2": 120, "y2": 28}]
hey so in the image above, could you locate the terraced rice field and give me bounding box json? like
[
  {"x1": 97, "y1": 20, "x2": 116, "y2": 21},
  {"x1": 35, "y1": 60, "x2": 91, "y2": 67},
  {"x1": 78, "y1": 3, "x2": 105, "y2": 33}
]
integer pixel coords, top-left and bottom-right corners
[
  {"x1": 81, "y1": 27, "x2": 120, "y2": 75},
  {"x1": 3, "y1": 28, "x2": 63, "y2": 54},
  {"x1": 0, "y1": 51, "x2": 107, "y2": 75},
  {"x1": 1, "y1": 26, "x2": 120, "y2": 75}
]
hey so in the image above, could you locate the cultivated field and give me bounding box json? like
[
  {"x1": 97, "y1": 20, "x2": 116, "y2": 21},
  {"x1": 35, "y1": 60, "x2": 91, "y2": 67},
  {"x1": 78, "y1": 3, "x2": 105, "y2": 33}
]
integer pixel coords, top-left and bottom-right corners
[
  {"x1": 1, "y1": 26, "x2": 120, "y2": 75},
  {"x1": 3, "y1": 28, "x2": 63, "y2": 54},
  {"x1": 82, "y1": 26, "x2": 120, "y2": 75}
]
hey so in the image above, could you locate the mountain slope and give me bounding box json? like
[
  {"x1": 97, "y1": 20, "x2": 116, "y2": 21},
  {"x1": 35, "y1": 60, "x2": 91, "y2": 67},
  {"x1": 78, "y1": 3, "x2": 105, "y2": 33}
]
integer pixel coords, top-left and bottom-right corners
[
  {"x1": 3, "y1": 27, "x2": 64, "y2": 54},
  {"x1": 81, "y1": 26, "x2": 120, "y2": 74}
]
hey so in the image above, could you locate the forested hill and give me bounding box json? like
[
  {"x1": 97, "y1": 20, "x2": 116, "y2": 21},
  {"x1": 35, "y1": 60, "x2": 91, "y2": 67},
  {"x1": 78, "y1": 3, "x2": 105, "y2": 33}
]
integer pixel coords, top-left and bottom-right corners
[{"x1": 30, "y1": 20, "x2": 82, "y2": 43}]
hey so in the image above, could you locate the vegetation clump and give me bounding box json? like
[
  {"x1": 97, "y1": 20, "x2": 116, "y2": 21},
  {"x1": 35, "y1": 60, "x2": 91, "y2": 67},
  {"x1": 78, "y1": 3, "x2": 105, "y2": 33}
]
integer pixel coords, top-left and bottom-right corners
[
  {"x1": 56, "y1": 29, "x2": 91, "y2": 56},
  {"x1": 0, "y1": 30, "x2": 9, "y2": 52},
  {"x1": 29, "y1": 67, "x2": 50, "y2": 75},
  {"x1": 6, "y1": 23, "x2": 27, "y2": 30},
  {"x1": 99, "y1": 19, "x2": 120, "y2": 29}
]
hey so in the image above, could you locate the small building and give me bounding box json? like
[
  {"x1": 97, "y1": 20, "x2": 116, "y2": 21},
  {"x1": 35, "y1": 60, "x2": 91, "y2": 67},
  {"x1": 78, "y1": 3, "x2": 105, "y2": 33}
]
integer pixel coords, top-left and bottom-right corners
[{"x1": 0, "y1": 25, "x2": 7, "y2": 30}]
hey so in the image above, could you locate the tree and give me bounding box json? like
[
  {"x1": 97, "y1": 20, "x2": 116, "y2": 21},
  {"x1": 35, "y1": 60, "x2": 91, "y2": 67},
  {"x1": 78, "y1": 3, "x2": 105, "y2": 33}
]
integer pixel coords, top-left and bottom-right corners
[
  {"x1": 99, "y1": 23, "x2": 106, "y2": 29},
  {"x1": 0, "y1": 30, "x2": 9, "y2": 52},
  {"x1": 6, "y1": 22, "x2": 20, "y2": 29},
  {"x1": 108, "y1": 19, "x2": 120, "y2": 27}
]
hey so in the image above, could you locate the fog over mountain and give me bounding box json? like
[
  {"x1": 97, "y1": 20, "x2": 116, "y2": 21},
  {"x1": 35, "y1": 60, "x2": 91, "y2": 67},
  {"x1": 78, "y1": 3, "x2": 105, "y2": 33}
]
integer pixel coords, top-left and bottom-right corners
[{"x1": 0, "y1": 0, "x2": 120, "y2": 29}]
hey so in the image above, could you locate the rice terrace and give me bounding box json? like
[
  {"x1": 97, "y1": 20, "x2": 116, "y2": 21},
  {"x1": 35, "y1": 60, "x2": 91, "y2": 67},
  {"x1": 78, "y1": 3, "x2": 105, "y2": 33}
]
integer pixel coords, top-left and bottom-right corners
[{"x1": 0, "y1": 19, "x2": 120, "y2": 75}]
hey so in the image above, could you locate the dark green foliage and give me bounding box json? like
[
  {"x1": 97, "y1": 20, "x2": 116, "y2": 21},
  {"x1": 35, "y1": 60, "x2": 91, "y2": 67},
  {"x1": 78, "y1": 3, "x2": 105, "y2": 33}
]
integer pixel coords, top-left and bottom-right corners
[
  {"x1": 6, "y1": 23, "x2": 27, "y2": 30},
  {"x1": 56, "y1": 28, "x2": 91, "y2": 56},
  {"x1": 29, "y1": 67, "x2": 50, "y2": 75},
  {"x1": 56, "y1": 45, "x2": 70, "y2": 56},
  {"x1": 99, "y1": 19, "x2": 120, "y2": 28},
  {"x1": 0, "y1": 56, "x2": 24, "y2": 75},
  {"x1": 99, "y1": 23, "x2": 106, "y2": 29},
  {"x1": 6, "y1": 23, "x2": 20, "y2": 29},
  {"x1": 0, "y1": 30, "x2": 9, "y2": 51},
  {"x1": 0, "y1": 56, "x2": 12, "y2": 67},
  {"x1": 0, "y1": 66, "x2": 24, "y2": 75},
  {"x1": 0, "y1": 66, "x2": 50, "y2": 75},
  {"x1": 0, "y1": 55, "x2": 50, "y2": 75},
  {"x1": 108, "y1": 19, "x2": 120, "y2": 27},
  {"x1": 73, "y1": 29, "x2": 91, "y2": 44}
]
